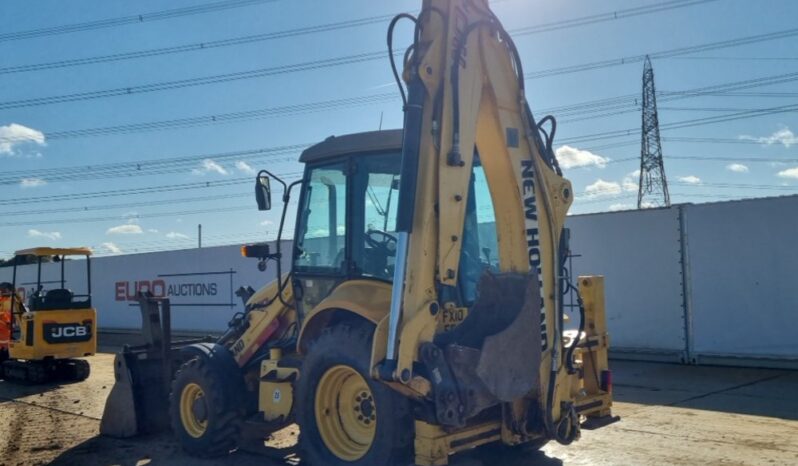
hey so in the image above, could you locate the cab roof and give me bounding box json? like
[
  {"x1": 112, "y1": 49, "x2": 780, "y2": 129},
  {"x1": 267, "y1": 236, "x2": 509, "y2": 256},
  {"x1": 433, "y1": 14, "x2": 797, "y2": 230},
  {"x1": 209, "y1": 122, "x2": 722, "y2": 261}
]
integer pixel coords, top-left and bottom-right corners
[
  {"x1": 299, "y1": 129, "x2": 403, "y2": 164},
  {"x1": 14, "y1": 247, "x2": 93, "y2": 257}
]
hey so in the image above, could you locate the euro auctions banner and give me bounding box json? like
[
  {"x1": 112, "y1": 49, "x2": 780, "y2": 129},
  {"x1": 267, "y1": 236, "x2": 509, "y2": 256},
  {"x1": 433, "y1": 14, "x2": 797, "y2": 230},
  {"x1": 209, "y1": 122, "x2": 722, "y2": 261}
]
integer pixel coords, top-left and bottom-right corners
[{"x1": 0, "y1": 242, "x2": 291, "y2": 333}]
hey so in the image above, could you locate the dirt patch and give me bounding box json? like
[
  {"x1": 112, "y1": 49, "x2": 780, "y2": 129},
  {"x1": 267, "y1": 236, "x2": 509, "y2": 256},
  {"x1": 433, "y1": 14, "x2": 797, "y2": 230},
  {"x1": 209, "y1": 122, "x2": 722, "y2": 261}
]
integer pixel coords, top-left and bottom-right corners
[{"x1": 2, "y1": 355, "x2": 798, "y2": 466}]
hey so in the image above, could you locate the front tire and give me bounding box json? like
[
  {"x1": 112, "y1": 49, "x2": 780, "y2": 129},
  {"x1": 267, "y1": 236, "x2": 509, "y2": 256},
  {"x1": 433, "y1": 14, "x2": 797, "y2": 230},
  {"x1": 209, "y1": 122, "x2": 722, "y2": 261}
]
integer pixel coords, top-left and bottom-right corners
[
  {"x1": 296, "y1": 324, "x2": 413, "y2": 466},
  {"x1": 168, "y1": 358, "x2": 242, "y2": 457}
]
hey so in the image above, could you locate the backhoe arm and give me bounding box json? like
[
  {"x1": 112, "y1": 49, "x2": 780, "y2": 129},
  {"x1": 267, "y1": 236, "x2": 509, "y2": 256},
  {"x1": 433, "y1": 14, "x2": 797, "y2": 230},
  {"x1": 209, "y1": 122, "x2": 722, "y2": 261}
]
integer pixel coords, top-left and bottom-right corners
[{"x1": 385, "y1": 0, "x2": 575, "y2": 429}]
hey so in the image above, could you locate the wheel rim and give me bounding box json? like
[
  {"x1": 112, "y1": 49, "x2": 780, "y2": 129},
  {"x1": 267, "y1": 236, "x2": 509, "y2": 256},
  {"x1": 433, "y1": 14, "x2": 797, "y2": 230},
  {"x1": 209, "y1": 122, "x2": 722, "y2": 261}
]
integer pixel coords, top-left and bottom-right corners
[
  {"x1": 180, "y1": 382, "x2": 208, "y2": 438},
  {"x1": 315, "y1": 365, "x2": 376, "y2": 461}
]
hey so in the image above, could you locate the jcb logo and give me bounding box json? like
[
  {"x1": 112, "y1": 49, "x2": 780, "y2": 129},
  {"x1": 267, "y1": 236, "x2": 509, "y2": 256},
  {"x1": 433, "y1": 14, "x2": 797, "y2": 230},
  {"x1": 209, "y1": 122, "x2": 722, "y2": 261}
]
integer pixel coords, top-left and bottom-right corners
[
  {"x1": 51, "y1": 326, "x2": 88, "y2": 338},
  {"x1": 43, "y1": 323, "x2": 93, "y2": 344}
]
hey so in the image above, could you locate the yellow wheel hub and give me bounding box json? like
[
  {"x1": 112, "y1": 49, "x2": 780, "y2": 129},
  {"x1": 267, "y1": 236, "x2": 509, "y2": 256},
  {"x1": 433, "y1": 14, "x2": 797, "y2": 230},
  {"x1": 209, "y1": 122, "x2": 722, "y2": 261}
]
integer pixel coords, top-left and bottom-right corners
[
  {"x1": 179, "y1": 382, "x2": 208, "y2": 438},
  {"x1": 315, "y1": 365, "x2": 377, "y2": 461}
]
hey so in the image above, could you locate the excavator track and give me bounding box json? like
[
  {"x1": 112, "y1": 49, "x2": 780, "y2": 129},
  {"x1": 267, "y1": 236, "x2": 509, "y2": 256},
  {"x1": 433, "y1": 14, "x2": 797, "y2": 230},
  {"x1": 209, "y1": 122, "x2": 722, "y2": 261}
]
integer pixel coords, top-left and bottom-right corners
[{"x1": 1, "y1": 359, "x2": 90, "y2": 384}]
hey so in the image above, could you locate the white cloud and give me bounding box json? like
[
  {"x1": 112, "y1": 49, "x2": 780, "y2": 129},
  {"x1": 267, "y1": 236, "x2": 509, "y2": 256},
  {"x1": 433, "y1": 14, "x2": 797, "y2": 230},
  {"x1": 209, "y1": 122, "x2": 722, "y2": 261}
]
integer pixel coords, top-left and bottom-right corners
[
  {"x1": 678, "y1": 175, "x2": 702, "y2": 185},
  {"x1": 726, "y1": 163, "x2": 749, "y2": 173},
  {"x1": 584, "y1": 179, "x2": 622, "y2": 198},
  {"x1": 192, "y1": 159, "x2": 228, "y2": 176},
  {"x1": 147, "y1": 229, "x2": 159, "y2": 233},
  {"x1": 740, "y1": 127, "x2": 798, "y2": 148},
  {"x1": 260, "y1": 219, "x2": 274, "y2": 226},
  {"x1": 107, "y1": 224, "x2": 143, "y2": 235},
  {"x1": 608, "y1": 203, "x2": 633, "y2": 212},
  {"x1": 27, "y1": 229, "x2": 61, "y2": 241},
  {"x1": 235, "y1": 161, "x2": 256, "y2": 175},
  {"x1": 101, "y1": 242, "x2": 122, "y2": 254},
  {"x1": 777, "y1": 167, "x2": 798, "y2": 179},
  {"x1": 0, "y1": 123, "x2": 46, "y2": 156},
  {"x1": 166, "y1": 231, "x2": 190, "y2": 240},
  {"x1": 555, "y1": 145, "x2": 609, "y2": 169},
  {"x1": 20, "y1": 177, "x2": 47, "y2": 188},
  {"x1": 622, "y1": 170, "x2": 640, "y2": 192}
]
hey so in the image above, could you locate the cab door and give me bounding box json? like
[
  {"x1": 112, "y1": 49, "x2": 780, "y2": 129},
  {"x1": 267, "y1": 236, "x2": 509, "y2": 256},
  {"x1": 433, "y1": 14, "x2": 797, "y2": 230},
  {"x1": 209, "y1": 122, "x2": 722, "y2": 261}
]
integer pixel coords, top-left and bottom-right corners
[{"x1": 291, "y1": 160, "x2": 349, "y2": 319}]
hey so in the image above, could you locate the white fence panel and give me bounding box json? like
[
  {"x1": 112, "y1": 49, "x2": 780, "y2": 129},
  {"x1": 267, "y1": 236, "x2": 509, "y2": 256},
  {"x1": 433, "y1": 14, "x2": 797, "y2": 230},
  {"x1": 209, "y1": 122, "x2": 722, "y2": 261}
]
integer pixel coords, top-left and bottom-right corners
[
  {"x1": 4, "y1": 194, "x2": 796, "y2": 367},
  {"x1": 685, "y1": 196, "x2": 798, "y2": 363},
  {"x1": 567, "y1": 207, "x2": 686, "y2": 359}
]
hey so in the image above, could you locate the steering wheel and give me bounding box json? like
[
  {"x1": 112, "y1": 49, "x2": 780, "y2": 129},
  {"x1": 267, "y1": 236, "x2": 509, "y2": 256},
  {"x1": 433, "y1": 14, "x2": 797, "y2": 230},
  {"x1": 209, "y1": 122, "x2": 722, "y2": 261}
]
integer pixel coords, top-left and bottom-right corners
[{"x1": 365, "y1": 229, "x2": 398, "y2": 256}]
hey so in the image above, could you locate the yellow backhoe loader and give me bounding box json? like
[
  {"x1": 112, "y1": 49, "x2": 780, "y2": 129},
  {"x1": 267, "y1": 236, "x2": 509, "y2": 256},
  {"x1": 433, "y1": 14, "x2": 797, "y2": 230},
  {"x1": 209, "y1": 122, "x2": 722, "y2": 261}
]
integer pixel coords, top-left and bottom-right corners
[
  {"x1": 0, "y1": 247, "x2": 95, "y2": 383},
  {"x1": 102, "y1": 1, "x2": 617, "y2": 464}
]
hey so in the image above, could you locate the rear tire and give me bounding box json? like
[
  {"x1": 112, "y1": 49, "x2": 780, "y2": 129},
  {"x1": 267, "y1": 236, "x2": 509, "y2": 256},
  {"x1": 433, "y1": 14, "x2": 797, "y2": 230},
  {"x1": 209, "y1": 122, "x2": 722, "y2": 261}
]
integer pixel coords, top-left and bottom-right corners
[
  {"x1": 168, "y1": 357, "x2": 242, "y2": 457},
  {"x1": 296, "y1": 324, "x2": 413, "y2": 466}
]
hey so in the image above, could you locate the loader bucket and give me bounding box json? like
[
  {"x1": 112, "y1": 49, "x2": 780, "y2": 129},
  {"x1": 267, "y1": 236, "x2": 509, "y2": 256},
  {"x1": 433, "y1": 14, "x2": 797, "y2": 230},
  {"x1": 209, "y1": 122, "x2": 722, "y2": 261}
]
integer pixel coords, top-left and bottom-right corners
[
  {"x1": 101, "y1": 353, "x2": 139, "y2": 437},
  {"x1": 100, "y1": 345, "x2": 173, "y2": 437},
  {"x1": 100, "y1": 293, "x2": 212, "y2": 438}
]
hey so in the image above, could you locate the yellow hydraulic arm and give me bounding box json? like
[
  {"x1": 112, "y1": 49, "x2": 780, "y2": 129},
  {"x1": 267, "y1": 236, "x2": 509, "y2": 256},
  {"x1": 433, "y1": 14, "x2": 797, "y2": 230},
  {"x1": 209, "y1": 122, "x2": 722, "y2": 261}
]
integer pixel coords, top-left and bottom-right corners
[{"x1": 382, "y1": 0, "x2": 575, "y2": 432}]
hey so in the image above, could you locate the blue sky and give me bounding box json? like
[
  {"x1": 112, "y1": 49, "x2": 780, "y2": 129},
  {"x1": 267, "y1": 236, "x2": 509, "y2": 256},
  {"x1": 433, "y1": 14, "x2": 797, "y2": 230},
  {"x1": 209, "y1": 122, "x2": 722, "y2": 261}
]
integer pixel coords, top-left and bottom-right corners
[{"x1": 0, "y1": 0, "x2": 796, "y2": 257}]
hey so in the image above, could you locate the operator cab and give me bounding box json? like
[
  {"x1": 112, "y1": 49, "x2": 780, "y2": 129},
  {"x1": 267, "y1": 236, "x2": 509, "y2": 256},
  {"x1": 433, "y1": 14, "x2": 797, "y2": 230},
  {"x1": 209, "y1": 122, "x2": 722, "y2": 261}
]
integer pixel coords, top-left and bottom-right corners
[{"x1": 254, "y1": 130, "x2": 501, "y2": 321}]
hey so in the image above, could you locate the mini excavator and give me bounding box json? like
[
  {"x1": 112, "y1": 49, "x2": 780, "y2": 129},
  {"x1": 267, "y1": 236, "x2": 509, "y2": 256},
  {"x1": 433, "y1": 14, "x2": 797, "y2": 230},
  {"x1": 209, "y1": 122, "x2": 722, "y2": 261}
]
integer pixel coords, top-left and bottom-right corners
[
  {"x1": 102, "y1": 1, "x2": 617, "y2": 464},
  {"x1": 0, "y1": 248, "x2": 95, "y2": 383}
]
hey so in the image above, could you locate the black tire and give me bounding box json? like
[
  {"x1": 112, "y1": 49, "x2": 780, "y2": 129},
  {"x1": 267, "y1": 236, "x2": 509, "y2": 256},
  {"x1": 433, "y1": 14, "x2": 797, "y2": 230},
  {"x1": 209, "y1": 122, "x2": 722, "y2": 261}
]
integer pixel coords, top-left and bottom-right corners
[
  {"x1": 168, "y1": 357, "x2": 242, "y2": 457},
  {"x1": 296, "y1": 324, "x2": 413, "y2": 466}
]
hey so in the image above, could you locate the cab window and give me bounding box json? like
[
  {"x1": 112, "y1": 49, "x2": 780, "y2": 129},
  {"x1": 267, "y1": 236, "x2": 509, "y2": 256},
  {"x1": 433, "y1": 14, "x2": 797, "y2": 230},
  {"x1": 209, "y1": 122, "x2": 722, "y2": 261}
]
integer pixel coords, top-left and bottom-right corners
[{"x1": 294, "y1": 162, "x2": 348, "y2": 273}]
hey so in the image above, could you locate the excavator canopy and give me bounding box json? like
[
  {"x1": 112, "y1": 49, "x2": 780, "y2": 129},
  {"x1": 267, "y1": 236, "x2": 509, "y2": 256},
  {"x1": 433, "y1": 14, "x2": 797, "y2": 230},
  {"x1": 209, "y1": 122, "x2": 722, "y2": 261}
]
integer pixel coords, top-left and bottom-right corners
[{"x1": 13, "y1": 247, "x2": 93, "y2": 257}]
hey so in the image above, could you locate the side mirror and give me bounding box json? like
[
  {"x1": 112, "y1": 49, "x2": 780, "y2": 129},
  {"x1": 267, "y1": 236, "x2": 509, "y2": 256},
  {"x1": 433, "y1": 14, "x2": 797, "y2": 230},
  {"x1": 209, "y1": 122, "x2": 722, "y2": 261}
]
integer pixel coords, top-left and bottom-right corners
[{"x1": 255, "y1": 175, "x2": 272, "y2": 211}]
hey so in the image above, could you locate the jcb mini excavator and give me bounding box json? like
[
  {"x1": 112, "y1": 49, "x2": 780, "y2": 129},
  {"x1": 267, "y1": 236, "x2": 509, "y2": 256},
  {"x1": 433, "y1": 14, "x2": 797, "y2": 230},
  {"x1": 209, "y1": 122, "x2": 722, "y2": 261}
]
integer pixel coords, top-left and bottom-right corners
[
  {"x1": 0, "y1": 247, "x2": 95, "y2": 383},
  {"x1": 102, "y1": 1, "x2": 617, "y2": 464}
]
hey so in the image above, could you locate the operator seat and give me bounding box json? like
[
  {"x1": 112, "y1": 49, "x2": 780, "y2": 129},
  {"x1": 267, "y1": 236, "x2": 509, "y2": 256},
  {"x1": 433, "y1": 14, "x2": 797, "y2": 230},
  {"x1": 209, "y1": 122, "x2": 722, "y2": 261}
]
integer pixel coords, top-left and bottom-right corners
[{"x1": 41, "y1": 288, "x2": 74, "y2": 310}]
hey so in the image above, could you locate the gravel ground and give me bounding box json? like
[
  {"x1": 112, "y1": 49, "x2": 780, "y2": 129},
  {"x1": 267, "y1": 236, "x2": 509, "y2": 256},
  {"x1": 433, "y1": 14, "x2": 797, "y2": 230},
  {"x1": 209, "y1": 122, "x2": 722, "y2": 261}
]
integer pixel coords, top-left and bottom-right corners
[{"x1": 1, "y1": 353, "x2": 797, "y2": 466}]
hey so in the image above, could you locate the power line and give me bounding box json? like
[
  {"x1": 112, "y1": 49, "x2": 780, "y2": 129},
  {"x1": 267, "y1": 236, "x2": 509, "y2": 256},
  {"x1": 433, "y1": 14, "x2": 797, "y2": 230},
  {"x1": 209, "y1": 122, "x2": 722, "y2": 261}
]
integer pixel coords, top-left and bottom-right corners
[
  {"x1": 0, "y1": 13, "x2": 395, "y2": 75},
  {"x1": 671, "y1": 181, "x2": 798, "y2": 191},
  {"x1": 0, "y1": 81, "x2": 794, "y2": 189},
  {"x1": 0, "y1": 206, "x2": 254, "y2": 227},
  {"x1": 0, "y1": 0, "x2": 717, "y2": 76},
  {"x1": 0, "y1": 51, "x2": 387, "y2": 110},
  {"x1": 0, "y1": 172, "x2": 302, "y2": 207},
  {"x1": 0, "y1": 192, "x2": 251, "y2": 217},
  {"x1": 666, "y1": 56, "x2": 798, "y2": 61},
  {"x1": 0, "y1": 95, "x2": 395, "y2": 144},
  {"x1": 510, "y1": 0, "x2": 719, "y2": 37},
  {"x1": 524, "y1": 26, "x2": 798, "y2": 80},
  {"x1": 662, "y1": 136, "x2": 792, "y2": 145},
  {"x1": 560, "y1": 102, "x2": 798, "y2": 146},
  {"x1": 0, "y1": 144, "x2": 309, "y2": 186},
  {"x1": 666, "y1": 155, "x2": 798, "y2": 163},
  {"x1": 0, "y1": 0, "x2": 277, "y2": 43},
  {"x1": 4, "y1": 66, "x2": 796, "y2": 151},
  {"x1": 0, "y1": 178, "x2": 249, "y2": 206},
  {"x1": 6, "y1": 17, "x2": 793, "y2": 111}
]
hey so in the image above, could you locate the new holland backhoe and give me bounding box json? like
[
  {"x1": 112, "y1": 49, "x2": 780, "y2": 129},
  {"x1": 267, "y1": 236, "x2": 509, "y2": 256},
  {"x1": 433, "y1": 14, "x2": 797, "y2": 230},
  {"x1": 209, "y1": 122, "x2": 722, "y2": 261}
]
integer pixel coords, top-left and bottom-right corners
[
  {"x1": 102, "y1": 1, "x2": 617, "y2": 464},
  {"x1": 0, "y1": 247, "x2": 95, "y2": 383}
]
